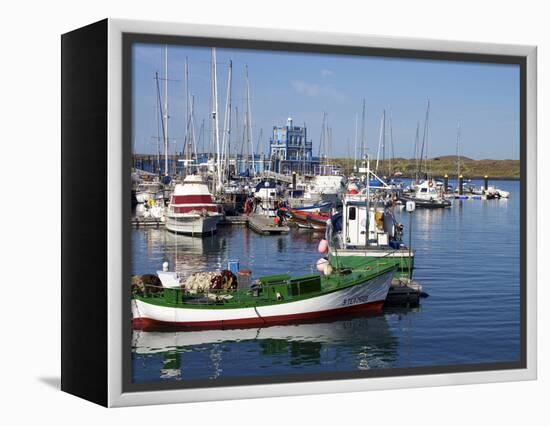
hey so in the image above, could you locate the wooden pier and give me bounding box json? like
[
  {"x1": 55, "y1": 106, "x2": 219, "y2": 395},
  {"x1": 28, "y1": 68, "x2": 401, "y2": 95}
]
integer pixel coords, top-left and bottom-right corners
[
  {"x1": 247, "y1": 215, "x2": 290, "y2": 235},
  {"x1": 131, "y1": 217, "x2": 164, "y2": 228},
  {"x1": 219, "y1": 215, "x2": 249, "y2": 226}
]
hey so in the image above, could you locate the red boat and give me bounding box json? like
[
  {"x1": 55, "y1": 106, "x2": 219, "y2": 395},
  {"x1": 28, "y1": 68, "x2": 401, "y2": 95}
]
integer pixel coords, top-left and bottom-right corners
[{"x1": 284, "y1": 208, "x2": 331, "y2": 231}]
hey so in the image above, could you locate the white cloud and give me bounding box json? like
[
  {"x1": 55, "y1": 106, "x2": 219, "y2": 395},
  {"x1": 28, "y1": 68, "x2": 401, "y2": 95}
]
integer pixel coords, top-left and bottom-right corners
[
  {"x1": 291, "y1": 80, "x2": 347, "y2": 102},
  {"x1": 321, "y1": 69, "x2": 334, "y2": 77}
]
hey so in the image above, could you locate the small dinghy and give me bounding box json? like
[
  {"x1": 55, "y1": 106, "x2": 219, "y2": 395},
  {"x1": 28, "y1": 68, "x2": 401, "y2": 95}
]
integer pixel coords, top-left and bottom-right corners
[{"x1": 283, "y1": 208, "x2": 331, "y2": 230}]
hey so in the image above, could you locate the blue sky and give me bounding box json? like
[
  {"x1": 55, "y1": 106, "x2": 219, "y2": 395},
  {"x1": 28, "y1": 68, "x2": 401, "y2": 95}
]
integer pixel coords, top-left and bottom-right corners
[{"x1": 132, "y1": 43, "x2": 520, "y2": 160}]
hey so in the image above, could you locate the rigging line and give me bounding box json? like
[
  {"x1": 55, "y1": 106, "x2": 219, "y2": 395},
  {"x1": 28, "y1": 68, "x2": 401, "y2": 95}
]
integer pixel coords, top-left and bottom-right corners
[{"x1": 253, "y1": 305, "x2": 267, "y2": 325}]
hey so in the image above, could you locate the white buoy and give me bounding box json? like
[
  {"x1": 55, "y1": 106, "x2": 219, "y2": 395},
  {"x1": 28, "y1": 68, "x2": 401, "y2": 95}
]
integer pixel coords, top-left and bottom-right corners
[
  {"x1": 162, "y1": 261, "x2": 169, "y2": 272},
  {"x1": 316, "y1": 258, "x2": 328, "y2": 272}
]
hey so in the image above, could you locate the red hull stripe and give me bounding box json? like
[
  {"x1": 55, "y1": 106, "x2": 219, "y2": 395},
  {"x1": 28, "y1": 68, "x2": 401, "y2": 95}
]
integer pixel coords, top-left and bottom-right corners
[
  {"x1": 133, "y1": 300, "x2": 384, "y2": 331},
  {"x1": 171, "y1": 195, "x2": 214, "y2": 204},
  {"x1": 172, "y1": 206, "x2": 218, "y2": 213}
]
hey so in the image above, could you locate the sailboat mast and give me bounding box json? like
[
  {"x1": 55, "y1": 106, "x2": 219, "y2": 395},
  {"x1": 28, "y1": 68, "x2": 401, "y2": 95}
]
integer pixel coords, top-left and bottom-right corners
[
  {"x1": 190, "y1": 95, "x2": 197, "y2": 162},
  {"x1": 360, "y1": 99, "x2": 366, "y2": 163},
  {"x1": 375, "y1": 111, "x2": 384, "y2": 173},
  {"x1": 221, "y1": 59, "x2": 233, "y2": 184},
  {"x1": 245, "y1": 65, "x2": 255, "y2": 176},
  {"x1": 389, "y1": 111, "x2": 394, "y2": 178},
  {"x1": 354, "y1": 113, "x2": 358, "y2": 172},
  {"x1": 184, "y1": 57, "x2": 190, "y2": 166},
  {"x1": 413, "y1": 122, "x2": 420, "y2": 181},
  {"x1": 163, "y1": 45, "x2": 169, "y2": 177},
  {"x1": 211, "y1": 48, "x2": 221, "y2": 188},
  {"x1": 382, "y1": 110, "x2": 386, "y2": 175},
  {"x1": 154, "y1": 72, "x2": 161, "y2": 177},
  {"x1": 419, "y1": 99, "x2": 430, "y2": 178},
  {"x1": 456, "y1": 122, "x2": 461, "y2": 180}
]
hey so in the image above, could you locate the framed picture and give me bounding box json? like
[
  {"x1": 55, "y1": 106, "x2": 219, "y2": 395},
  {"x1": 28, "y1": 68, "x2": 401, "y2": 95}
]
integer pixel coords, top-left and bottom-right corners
[{"x1": 61, "y1": 18, "x2": 537, "y2": 407}]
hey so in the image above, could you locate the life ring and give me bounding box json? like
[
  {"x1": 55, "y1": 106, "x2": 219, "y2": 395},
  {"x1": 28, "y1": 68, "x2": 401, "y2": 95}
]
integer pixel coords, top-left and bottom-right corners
[{"x1": 428, "y1": 180, "x2": 433, "y2": 188}]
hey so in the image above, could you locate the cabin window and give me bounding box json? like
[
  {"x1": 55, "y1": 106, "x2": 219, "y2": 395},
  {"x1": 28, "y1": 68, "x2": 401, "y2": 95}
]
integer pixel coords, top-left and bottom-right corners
[
  {"x1": 420, "y1": 188, "x2": 428, "y2": 193},
  {"x1": 348, "y1": 206, "x2": 357, "y2": 220}
]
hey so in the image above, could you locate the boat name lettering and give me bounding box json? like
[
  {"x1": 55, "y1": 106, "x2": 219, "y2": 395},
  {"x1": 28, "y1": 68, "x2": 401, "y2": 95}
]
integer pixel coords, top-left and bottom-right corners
[{"x1": 342, "y1": 295, "x2": 369, "y2": 306}]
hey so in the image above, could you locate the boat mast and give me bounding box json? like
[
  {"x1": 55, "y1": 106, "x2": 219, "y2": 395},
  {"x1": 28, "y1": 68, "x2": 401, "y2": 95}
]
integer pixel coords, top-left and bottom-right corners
[
  {"x1": 211, "y1": 48, "x2": 221, "y2": 189},
  {"x1": 360, "y1": 99, "x2": 366, "y2": 165},
  {"x1": 382, "y1": 110, "x2": 386, "y2": 175},
  {"x1": 190, "y1": 95, "x2": 197, "y2": 164},
  {"x1": 375, "y1": 110, "x2": 385, "y2": 174},
  {"x1": 456, "y1": 121, "x2": 461, "y2": 182},
  {"x1": 354, "y1": 113, "x2": 358, "y2": 172},
  {"x1": 419, "y1": 99, "x2": 430, "y2": 179},
  {"x1": 183, "y1": 57, "x2": 191, "y2": 173},
  {"x1": 163, "y1": 45, "x2": 169, "y2": 178},
  {"x1": 389, "y1": 111, "x2": 394, "y2": 178},
  {"x1": 245, "y1": 65, "x2": 255, "y2": 176},
  {"x1": 154, "y1": 72, "x2": 161, "y2": 177},
  {"x1": 413, "y1": 122, "x2": 420, "y2": 181},
  {"x1": 221, "y1": 59, "x2": 233, "y2": 184}
]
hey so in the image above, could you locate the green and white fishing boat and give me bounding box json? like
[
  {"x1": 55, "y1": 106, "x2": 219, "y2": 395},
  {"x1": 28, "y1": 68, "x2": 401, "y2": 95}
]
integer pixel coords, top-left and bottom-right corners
[
  {"x1": 132, "y1": 259, "x2": 396, "y2": 330},
  {"x1": 325, "y1": 159, "x2": 414, "y2": 279}
]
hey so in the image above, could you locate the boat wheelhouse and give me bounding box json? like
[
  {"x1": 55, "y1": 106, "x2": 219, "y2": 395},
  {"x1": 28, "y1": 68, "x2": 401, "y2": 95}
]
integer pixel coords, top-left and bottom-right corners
[
  {"x1": 327, "y1": 192, "x2": 414, "y2": 278},
  {"x1": 253, "y1": 180, "x2": 283, "y2": 216}
]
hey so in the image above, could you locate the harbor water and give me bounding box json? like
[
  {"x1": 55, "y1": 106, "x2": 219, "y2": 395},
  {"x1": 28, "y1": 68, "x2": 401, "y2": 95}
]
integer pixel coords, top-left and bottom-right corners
[{"x1": 131, "y1": 180, "x2": 520, "y2": 383}]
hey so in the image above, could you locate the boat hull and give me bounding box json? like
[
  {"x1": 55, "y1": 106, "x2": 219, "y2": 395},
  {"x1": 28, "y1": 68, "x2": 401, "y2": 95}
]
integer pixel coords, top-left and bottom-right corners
[
  {"x1": 398, "y1": 195, "x2": 451, "y2": 208},
  {"x1": 329, "y1": 249, "x2": 414, "y2": 278},
  {"x1": 165, "y1": 214, "x2": 221, "y2": 236},
  {"x1": 132, "y1": 270, "x2": 393, "y2": 330}
]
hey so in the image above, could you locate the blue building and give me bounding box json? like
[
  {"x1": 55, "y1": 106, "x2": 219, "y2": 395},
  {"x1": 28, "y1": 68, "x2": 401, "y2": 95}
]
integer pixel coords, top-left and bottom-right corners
[{"x1": 269, "y1": 117, "x2": 320, "y2": 174}]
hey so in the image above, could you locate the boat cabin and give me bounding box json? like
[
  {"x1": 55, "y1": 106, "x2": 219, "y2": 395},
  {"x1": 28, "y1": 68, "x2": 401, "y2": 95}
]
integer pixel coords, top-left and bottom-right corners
[
  {"x1": 339, "y1": 195, "x2": 400, "y2": 249},
  {"x1": 412, "y1": 180, "x2": 442, "y2": 200}
]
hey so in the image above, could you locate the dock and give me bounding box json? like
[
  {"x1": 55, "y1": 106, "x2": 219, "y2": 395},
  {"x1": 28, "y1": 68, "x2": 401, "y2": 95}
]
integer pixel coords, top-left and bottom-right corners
[
  {"x1": 247, "y1": 214, "x2": 290, "y2": 235},
  {"x1": 219, "y1": 215, "x2": 249, "y2": 226},
  {"x1": 132, "y1": 217, "x2": 164, "y2": 228}
]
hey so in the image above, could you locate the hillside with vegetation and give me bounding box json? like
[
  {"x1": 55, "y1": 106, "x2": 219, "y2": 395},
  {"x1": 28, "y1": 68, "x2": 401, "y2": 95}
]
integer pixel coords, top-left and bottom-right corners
[{"x1": 332, "y1": 155, "x2": 520, "y2": 179}]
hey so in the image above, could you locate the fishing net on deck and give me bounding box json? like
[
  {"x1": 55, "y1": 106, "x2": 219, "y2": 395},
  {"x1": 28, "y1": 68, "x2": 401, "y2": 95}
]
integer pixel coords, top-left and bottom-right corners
[{"x1": 182, "y1": 270, "x2": 237, "y2": 293}]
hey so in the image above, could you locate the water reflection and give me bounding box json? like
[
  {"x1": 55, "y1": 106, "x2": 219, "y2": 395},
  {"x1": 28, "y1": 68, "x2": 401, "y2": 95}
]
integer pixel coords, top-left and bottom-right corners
[{"x1": 132, "y1": 313, "x2": 399, "y2": 382}]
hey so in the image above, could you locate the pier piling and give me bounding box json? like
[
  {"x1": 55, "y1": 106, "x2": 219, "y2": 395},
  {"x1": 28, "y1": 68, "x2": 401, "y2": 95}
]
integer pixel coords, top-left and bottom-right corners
[{"x1": 458, "y1": 175, "x2": 464, "y2": 195}]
